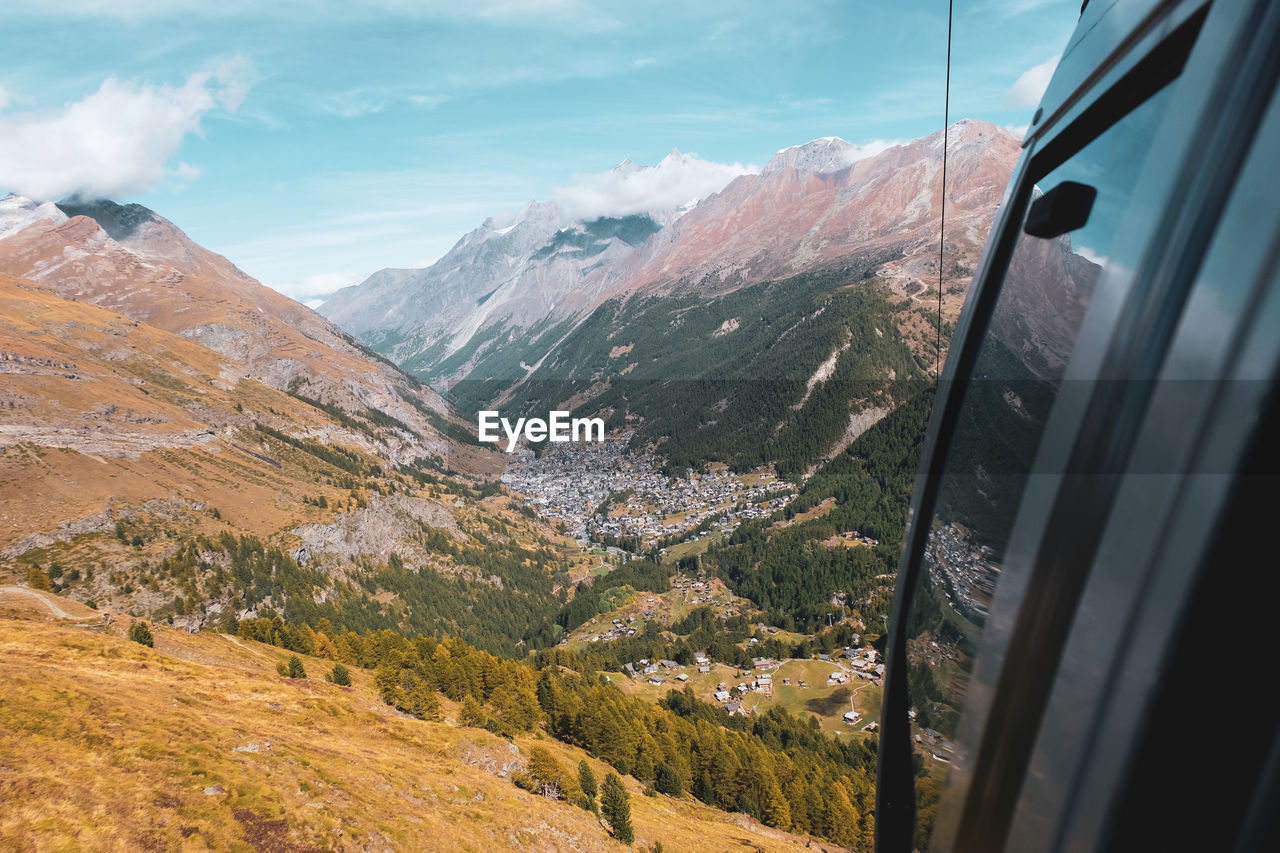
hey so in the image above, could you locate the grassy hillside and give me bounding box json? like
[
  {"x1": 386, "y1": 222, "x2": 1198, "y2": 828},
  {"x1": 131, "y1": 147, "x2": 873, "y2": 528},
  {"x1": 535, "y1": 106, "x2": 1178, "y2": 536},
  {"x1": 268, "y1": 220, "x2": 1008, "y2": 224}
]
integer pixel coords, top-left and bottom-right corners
[
  {"x1": 0, "y1": 590, "x2": 847, "y2": 853},
  {"x1": 0, "y1": 275, "x2": 591, "y2": 653}
]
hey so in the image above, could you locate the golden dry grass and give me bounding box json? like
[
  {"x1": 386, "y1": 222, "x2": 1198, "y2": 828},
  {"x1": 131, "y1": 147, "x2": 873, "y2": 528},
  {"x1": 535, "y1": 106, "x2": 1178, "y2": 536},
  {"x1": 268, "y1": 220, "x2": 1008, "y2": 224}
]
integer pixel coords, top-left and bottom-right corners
[{"x1": 0, "y1": 597, "x2": 845, "y2": 852}]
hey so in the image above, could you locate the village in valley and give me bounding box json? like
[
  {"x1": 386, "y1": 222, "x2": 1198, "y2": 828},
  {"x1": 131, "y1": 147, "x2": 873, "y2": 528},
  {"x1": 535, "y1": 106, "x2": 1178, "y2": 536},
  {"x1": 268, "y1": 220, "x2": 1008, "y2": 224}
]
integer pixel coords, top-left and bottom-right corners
[
  {"x1": 500, "y1": 432, "x2": 892, "y2": 738},
  {"x1": 557, "y1": 566, "x2": 887, "y2": 738},
  {"x1": 501, "y1": 433, "x2": 796, "y2": 549},
  {"x1": 616, "y1": 638, "x2": 886, "y2": 737}
]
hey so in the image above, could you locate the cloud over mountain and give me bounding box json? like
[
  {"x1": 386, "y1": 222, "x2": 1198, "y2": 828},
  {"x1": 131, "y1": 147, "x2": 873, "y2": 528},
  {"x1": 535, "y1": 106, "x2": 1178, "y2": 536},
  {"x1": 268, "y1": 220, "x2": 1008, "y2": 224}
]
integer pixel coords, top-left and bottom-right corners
[
  {"x1": 1007, "y1": 53, "x2": 1061, "y2": 108},
  {"x1": 552, "y1": 151, "x2": 756, "y2": 221},
  {"x1": 0, "y1": 57, "x2": 251, "y2": 202}
]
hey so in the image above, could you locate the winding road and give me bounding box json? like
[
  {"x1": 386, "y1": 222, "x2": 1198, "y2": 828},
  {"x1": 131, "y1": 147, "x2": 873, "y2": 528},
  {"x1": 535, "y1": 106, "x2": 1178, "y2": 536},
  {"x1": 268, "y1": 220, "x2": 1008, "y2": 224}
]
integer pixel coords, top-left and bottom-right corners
[{"x1": 0, "y1": 586, "x2": 104, "y2": 621}]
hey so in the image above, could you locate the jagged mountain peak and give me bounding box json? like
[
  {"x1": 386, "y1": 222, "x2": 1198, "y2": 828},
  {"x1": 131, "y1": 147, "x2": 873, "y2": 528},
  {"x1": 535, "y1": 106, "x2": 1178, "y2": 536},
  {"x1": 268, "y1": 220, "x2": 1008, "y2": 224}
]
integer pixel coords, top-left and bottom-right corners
[
  {"x1": 763, "y1": 136, "x2": 858, "y2": 174},
  {"x1": 519, "y1": 198, "x2": 561, "y2": 220},
  {"x1": 319, "y1": 120, "x2": 1022, "y2": 389},
  {"x1": 54, "y1": 198, "x2": 162, "y2": 243}
]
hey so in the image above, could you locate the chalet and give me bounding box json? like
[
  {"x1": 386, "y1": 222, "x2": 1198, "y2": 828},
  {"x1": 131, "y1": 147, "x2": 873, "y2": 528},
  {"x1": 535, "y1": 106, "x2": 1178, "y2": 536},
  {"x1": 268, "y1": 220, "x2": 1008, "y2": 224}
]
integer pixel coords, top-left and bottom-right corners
[
  {"x1": 643, "y1": 664, "x2": 660, "y2": 675},
  {"x1": 757, "y1": 673, "x2": 772, "y2": 686},
  {"x1": 843, "y1": 710, "x2": 863, "y2": 725},
  {"x1": 676, "y1": 673, "x2": 690, "y2": 682},
  {"x1": 698, "y1": 665, "x2": 711, "y2": 674},
  {"x1": 726, "y1": 702, "x2": 747, "y2": 716},
  {"x1": 647, "y1": 676, "x2": 665, "y2": 686},
  {"x1": 714, "y1": 690, "x2": 731, "y2": 702},
  {"x1": 694, "y1": 652, "x2": 709, "y2": 666}
]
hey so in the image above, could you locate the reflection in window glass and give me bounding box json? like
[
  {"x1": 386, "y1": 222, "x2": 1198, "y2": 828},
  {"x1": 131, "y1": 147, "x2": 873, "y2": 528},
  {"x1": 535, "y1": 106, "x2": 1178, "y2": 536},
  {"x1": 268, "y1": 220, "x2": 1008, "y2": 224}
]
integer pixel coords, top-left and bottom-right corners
[{"x1": 905, "y1": 83, "x2": 1175, "y2": 849}]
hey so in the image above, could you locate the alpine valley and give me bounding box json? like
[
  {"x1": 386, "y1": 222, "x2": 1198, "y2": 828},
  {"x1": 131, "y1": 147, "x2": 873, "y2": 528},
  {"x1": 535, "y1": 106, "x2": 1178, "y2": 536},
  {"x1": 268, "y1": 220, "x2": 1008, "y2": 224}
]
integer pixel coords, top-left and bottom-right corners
[
  {"x1": 322, "y1": 121, "x2": 1020, "y2": 477},
  {"x1": 2, "y1": 120, "x2": 1020, "y2": 852}
]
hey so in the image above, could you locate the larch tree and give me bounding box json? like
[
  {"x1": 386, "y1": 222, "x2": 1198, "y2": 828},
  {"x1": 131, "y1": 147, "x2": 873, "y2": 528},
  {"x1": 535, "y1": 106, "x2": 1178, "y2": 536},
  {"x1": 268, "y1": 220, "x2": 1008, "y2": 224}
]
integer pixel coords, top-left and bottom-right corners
[{"x1": 601, "y1": 772, "x2": 634, "y2": 844}]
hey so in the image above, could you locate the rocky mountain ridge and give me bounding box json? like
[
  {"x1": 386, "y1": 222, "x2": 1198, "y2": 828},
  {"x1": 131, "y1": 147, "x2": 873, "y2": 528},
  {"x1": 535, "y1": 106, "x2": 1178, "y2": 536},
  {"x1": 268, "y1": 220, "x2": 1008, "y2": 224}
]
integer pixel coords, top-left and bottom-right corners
[
  {"x1": 321, "y1": 121, "x2": 1021, "y2": 391},
  {"x1": 0, "y1": 195, "x2": 467, "y2": 467}
]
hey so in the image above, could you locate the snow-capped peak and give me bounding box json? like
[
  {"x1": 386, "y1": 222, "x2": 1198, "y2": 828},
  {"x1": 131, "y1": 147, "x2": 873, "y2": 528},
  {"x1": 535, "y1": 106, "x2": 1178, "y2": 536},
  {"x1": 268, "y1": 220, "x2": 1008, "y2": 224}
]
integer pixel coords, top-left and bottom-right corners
[
  {"x1": 763, "y1": 137, "x2": 861, "y2": 175},
  {"x1": 0, "y1": 194, "x2": 69, "y2": 241},
  {"x1": 658, "y1": 148, "x2": 689, "y2": 166}
]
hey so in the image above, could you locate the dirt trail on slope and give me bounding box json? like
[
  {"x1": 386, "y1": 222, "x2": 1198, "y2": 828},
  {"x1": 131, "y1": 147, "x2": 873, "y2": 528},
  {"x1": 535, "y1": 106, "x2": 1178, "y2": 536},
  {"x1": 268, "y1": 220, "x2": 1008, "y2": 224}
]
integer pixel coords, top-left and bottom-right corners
[{"x1": 0, "y1": 586, "x2": 104, "y2": 621}]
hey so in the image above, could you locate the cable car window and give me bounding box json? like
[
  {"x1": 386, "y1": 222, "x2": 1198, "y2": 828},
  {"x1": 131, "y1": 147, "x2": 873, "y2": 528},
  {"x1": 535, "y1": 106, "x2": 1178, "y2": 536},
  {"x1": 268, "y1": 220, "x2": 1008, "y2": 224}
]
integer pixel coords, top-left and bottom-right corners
[{"x1": 903, "y1": 80, "x2": 1176, "y2": 849}]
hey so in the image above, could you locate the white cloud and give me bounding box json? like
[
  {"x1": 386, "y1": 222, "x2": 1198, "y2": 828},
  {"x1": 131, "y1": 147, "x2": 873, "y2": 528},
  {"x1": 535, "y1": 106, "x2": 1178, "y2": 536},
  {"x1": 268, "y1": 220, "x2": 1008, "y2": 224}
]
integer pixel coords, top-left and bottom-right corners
[
  {"x1": 552, "y1": 151, "x2": 756, "y2": 221},
  {"x1": 269, "y1": 270, "x2": 367, "y2": 302},
  {"x1": 0, "y1": 58, "x2": 252, "y2": 201},
  {"x1": 1007, "y1": 53, "x2": 1061, "y2": 108},
  {"x1": 317, "y1": 89, "x2": 386, "y2": 118},
  {"x1": 844, "y1": 139, "x2": 897, "y2": 162},
  {"x1": 4, "y1": 0, "x2": 618, "y2": 29}
]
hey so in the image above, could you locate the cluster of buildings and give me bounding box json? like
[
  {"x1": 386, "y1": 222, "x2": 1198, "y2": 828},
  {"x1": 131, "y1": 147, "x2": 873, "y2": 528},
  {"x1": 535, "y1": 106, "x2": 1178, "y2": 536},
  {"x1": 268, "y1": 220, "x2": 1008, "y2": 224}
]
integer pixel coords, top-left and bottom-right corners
[
  {"x1": 713, "y1": 674, "x2": 771, "y2": 715},
  {"x1": 501, "y1": 434, "x2": 795, "y2": 548},
  {"x1": 623, "y1": 657, "x2": 682, "y2": 684},
  {"x1": 584, "y1": 616, "x2": 640, "y2": 644},
  {"x1": 924, "y1": 521, "x2": 999, "y2": 621},
  {"x1": 843, "y1": 647, "x2": 884, "y2": 681},
  {"x1": 839, "y1": 530, "x2": 881, "y2": 547}
]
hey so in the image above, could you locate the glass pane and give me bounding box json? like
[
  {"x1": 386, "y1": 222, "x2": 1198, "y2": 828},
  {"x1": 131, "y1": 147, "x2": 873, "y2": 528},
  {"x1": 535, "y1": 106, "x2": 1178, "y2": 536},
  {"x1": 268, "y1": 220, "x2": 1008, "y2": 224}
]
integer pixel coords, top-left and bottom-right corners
[{"x1": 904, "y1": 82, "x2": 1176, "y2": 849}]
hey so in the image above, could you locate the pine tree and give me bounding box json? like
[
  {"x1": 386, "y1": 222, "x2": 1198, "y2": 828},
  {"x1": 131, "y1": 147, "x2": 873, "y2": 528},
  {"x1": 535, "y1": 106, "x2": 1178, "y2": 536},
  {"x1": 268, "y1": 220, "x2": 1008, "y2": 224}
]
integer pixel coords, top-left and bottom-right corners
[
  {"x1": 405, "y1": 680, "x2": 440, "y2": 720},
  {"x1": 578, "y1": 759, "x2": 598, "y2": 800},
  {"x1": 27, "y1": 565, "x2": 52, "y2": 591},
  {"x1": 601, "y1": 773, "x2": 634, "y2": 844},
  {"x1": 655, "y1": 763, "x2": 682, "y2": 797},
  {"x1": 458, "y1": 696, "x2": 487, "y2": 728},
  {"x1": 283, "y1": 655, "x2": 307, "y2": 679},
  {"x1": 826, "y1": 783, "x2": 860, "y2": 849},
  {"x1": 529, "y1": 746, "x2": 567, "y2": 800},
  {"x1": 762, "y1": 775, "x2": 792, "y2": 830},
  {"x1": 326, "y1": 663, "x2": 352, "y2": 686},
  {"x1": 128, "y1": 620, "x2": 154, "y2": 647}
]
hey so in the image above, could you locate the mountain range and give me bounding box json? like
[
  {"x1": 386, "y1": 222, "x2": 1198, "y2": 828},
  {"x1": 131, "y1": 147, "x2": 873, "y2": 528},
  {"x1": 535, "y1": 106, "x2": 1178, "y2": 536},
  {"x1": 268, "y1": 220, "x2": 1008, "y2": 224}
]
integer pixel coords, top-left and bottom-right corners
[{"x1": 321, "y1": 120, "x2": 1021, "y2": 398}]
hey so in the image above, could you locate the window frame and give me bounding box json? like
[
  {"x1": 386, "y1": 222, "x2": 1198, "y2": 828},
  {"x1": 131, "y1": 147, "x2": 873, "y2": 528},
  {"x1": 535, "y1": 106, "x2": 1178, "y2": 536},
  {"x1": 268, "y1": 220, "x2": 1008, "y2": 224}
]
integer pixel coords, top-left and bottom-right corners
[{"x1": 876, "y1": 0, "x2": 1280, "y2": 849}]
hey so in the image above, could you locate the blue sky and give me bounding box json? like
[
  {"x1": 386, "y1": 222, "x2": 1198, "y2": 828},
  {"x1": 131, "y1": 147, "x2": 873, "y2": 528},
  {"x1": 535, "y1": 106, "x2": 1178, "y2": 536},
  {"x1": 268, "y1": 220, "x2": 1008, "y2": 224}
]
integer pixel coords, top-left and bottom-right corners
[{"x1": 0, "y1": 0, "x2": 1078, "y2": 303}]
